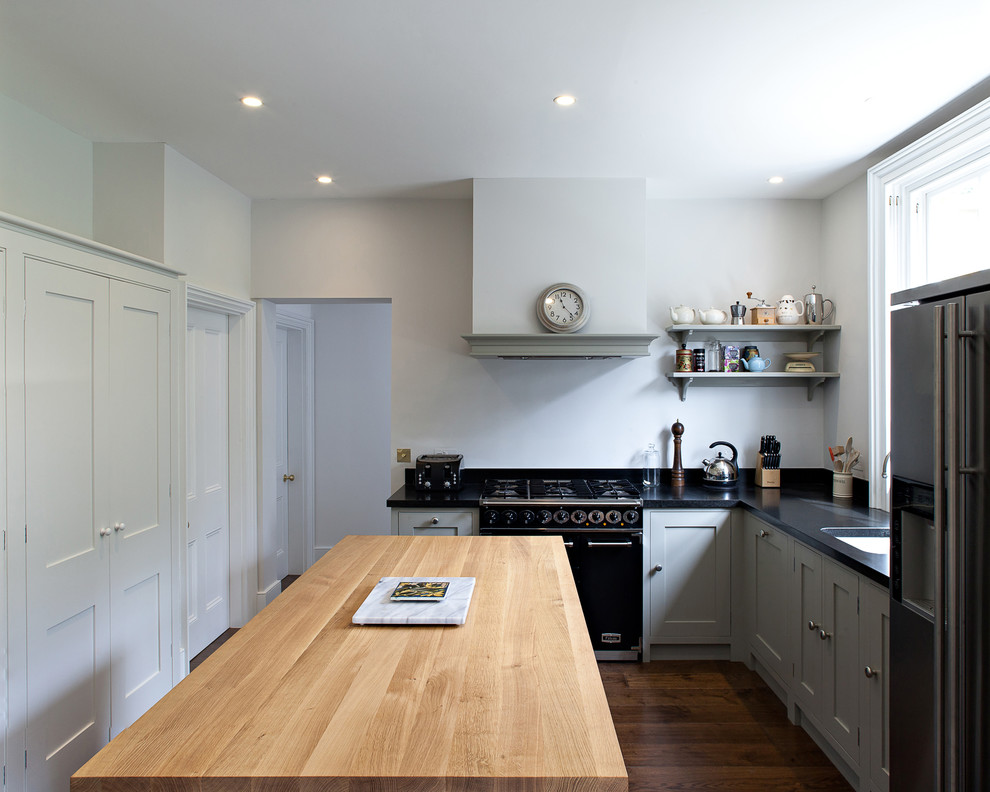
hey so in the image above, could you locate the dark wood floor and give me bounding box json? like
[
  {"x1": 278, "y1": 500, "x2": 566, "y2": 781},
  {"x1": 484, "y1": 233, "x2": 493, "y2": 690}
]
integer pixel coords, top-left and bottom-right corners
[
  {"x1": 600, "y1": 660, "x2": 852, "y2": 791},
  {"x1": 189, "y1": 598, "x2": 850, "y2": 790}
]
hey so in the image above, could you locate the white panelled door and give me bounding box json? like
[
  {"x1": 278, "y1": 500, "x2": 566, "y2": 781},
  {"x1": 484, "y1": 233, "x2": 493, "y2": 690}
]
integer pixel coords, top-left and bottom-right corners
[
  {"x1": 108, "y1": 280, "x2": 173, "y2": 736},
  {"x1": 275, "y1": 327, "x2": 289, "y2": 581},
  {"x1": 24, "y1": 261, "x2": 112, "y2": 791},
  {"x1": 24, "y1": 259, "x2": 173, "y2": 788},
  {"x1": 186, "y1": 307, "x2": 230, "y2": 659}
]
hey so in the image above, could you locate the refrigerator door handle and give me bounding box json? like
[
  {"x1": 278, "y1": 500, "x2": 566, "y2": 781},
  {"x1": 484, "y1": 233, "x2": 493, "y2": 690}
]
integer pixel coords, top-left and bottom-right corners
[
  {"x1": 934, "y1": 303, "x2": 947, "y2": 792},
  {"x1": 944, "y1": 301, "x2": 962, "y2": 792}
]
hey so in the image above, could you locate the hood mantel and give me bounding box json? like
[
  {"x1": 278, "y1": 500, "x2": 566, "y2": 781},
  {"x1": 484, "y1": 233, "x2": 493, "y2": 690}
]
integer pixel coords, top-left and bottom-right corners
[
  {"x1": 462, "y1": 333, "x2": 656, "y2": 359},
  {"x1": 472, "y1": 178, "x2": 648, "y2": 335}
]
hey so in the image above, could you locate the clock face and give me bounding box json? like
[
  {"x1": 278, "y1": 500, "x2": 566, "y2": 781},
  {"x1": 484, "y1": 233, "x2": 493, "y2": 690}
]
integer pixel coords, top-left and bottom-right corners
[{"x1": 537, "y1": 283, "x2": 589, "y2": 333}]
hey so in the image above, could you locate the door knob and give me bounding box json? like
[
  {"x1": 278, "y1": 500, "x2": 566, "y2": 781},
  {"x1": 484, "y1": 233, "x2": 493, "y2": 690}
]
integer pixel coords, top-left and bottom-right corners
[
  {"x1": 283, "y1": 474, "x2": 295, "y2": 482},
  {"x1": 114, "y1": 522, "x2": 126, "y2": 533}
]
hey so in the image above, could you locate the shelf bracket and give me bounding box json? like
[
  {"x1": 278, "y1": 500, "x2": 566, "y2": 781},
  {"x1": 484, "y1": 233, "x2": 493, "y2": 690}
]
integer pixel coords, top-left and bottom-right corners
[
  {"x1": 676, "y1": 376, "x2": 693, "y2": 401},
  {"x1": 807, "y1": 328, "x2": 826, "y2": 351},
  {"x1": 806, "y1": 377, "x2": 827, "y2": 401}
]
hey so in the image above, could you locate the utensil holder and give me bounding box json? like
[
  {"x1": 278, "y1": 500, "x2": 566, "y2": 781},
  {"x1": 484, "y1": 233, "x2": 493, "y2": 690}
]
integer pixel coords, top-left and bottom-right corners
[
  {"x1": 756, "y1": 454, "x2": 780, "y2": 488},
  {"x1": 832, "y1": 472, "x2": 853, "y2": 498}
]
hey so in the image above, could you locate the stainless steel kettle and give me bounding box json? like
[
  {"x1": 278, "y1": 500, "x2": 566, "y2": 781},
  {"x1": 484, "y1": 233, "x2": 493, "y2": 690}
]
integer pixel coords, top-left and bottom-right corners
[{"x1": 702, "y1": 441, "x2": 738, "y2": 487}]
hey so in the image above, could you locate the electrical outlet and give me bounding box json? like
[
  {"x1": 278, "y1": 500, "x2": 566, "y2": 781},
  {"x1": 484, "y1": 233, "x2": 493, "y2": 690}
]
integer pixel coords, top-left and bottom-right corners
[{"x1": 396, "y1": 448, "x2": 411, "y2": 463}]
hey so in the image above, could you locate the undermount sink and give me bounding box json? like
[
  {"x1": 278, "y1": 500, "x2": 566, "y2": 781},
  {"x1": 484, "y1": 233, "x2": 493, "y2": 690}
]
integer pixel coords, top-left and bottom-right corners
[{"x1": 820, "y1": 527, "x2": 890, "y2": 555}]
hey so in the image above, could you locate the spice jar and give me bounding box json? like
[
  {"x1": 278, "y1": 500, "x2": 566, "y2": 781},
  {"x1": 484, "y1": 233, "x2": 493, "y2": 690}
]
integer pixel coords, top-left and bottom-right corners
[{"x1": 675, "y1": 344, "x2": 693, "y2": 372}]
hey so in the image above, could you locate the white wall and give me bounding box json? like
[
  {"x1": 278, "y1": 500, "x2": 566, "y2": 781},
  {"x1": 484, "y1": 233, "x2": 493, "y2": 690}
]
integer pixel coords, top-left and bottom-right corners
[
  {"x1": 313, "y1": 302, "x2": 392, "y2": 549},
  {"x1": 472, "y1": 178, "x2": 647, "y2": 332},
  {"x1": 93, "y1": 142, "x2": 166, "y2": 261},
  {"x1": 165, "y1": 147, "x2": 252, "y2": 299},
  {"x1": 0, "y1": 93, "x2": 92, "y2": 236},
  {"x1": 821, "y1": 176, "x2": 870, "y2": 479},
  {"x1": 253, "y1": 195, "x2": 835, "y2": 491}
]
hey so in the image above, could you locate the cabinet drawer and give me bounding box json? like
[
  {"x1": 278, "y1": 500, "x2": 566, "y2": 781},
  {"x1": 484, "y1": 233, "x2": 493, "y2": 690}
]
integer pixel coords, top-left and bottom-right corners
[{"x1": 395, "y1": 510, "x2": 475, "y2": 536}]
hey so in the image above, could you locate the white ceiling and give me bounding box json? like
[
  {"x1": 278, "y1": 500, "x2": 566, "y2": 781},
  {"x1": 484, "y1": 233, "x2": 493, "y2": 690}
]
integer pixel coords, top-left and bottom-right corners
[{"x1": 2, "y1": 0, "x2": 989, "y2": 201}]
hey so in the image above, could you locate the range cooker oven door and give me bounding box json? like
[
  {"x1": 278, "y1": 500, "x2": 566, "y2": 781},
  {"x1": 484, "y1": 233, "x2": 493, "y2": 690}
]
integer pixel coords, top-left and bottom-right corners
[{"x1": 479, "y1": 529, "x2": 643, "y2": 661}]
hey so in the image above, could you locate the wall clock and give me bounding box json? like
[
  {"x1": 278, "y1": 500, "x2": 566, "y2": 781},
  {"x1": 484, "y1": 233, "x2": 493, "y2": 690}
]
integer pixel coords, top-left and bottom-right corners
[{"x1": 537, "y1": 283, "x2": 589, "y2": 333}]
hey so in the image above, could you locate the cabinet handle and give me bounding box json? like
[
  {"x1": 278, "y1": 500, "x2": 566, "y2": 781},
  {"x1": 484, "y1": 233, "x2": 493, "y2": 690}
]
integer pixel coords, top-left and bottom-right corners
[
  {"x1": 114, "y1": 522, "x2": 126, "y2": 533},
  {"x1": 283, "y1": 474, "x2": 295, "y2": 482},
  {"x1": 587, "y1": 540, "x2": 633, "y2": 547},
  {"x1": 100, "y1": 526, "x2": 112, "y2": 537},
  {"x1": 808, "y1": 620, "x2": 820, "y2": 631},
  {"x1": 819, "y1": 628, "x2": 832, "y2": 641},
  {"x1": 431, "y1": 517, "x2": 440, "y2": 524},
  {"x1": 563, "y1": 541, "x2": 574, "y2": 548},
  {"x1": 759, "y1": 530, "x2": 769, "y2": 538},
  {"x1": 654, "y1": 564, "x2": 663, "y2": 572},
  {"x1": 864, "y1": 665, "x2": 878, "y2": 679}
]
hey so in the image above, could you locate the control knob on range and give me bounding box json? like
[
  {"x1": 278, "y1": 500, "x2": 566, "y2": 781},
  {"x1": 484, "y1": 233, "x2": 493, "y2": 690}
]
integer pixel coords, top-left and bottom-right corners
[
  {"x1": 520, "y1": 509, "x2": 537, "y2": 526},
  {"x1": 589, "y1": 510, "x2": 605, "y2": 524},
  {"x1": 570, "y1": 510, "x2": 588, "y2": 524},
  {"x1": 605, "y1": 509, "x2": 622, "y2": 524},
  {"x1": 553, "y1": 509, "x2": 570, "y2": 524},
  {"x1": 482, "y1": 509, "x2": 499, "y2": 526},
  {"x1": 502, "y1": 509, "x2": 518, "y2": 526},
  {"x1": 623, "y1": 510, "x2": 641, "y2": 524},
  {"x1": 537, "y1": 509, "x2": 553, "y2": 525}
]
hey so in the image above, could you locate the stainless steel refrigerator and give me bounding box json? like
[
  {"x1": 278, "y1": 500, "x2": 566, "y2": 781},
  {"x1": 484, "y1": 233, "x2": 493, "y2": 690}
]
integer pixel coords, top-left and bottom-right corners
[{"x1": 890, "y1": 270, "x2": 989, "y2": 792}]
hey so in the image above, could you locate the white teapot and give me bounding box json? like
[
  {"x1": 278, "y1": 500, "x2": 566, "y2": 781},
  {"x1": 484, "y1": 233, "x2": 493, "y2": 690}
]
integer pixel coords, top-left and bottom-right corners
[
  {"x1": 669, "y1": 305, "x2": 696, "y2": 324},
  {"x1": 698, "y1": 307, "x2": 728, "y2": 325},
  {"x1": 775, "y1": 294, "x2": 804, "y2": 325}
]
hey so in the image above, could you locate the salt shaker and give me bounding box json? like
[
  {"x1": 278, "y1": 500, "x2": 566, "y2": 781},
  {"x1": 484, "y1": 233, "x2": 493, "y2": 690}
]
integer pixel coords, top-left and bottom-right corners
[{"x1": 643, "y1": 443, "x2": 660, "y2": 488}]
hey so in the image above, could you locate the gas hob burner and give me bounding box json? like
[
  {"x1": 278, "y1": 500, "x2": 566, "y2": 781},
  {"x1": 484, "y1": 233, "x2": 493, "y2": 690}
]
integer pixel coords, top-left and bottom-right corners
[{"x1": 480, "y1": 478, "x2": 642, "y2": 510}]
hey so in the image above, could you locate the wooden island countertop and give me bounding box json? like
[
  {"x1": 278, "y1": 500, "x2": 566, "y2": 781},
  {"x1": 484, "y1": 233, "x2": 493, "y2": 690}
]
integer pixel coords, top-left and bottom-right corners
[{"x1": 72, "y1": 535, "x2": 628, "y2": 792}]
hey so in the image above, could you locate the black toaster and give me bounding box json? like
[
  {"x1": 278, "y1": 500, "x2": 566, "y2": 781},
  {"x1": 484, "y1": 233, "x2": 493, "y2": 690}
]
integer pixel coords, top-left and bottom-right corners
[{"x1": 414, "y1": 453, "x2": 464, "y2": 492}]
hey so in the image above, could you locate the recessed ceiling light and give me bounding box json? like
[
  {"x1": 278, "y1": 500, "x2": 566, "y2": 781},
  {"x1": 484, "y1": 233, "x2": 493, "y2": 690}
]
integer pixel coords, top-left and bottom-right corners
[
  {"x1": 553, "y1": 95, "x2": 576, "y2": 107},
  {"x1": 768, "y1": 176, "x2": 784, "y2": 185},
  {"x1": 317, "y1": 175, "x2": 333, "y2": 184},
  {"x1": 241, "y1": 96, "x2": 263, "y2": 108}
]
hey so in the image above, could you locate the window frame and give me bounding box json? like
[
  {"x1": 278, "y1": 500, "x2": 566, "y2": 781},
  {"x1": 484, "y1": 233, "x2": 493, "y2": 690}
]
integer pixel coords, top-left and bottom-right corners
[{"x1": 867, "y1": 96, "x2": 990, "y2": 511}]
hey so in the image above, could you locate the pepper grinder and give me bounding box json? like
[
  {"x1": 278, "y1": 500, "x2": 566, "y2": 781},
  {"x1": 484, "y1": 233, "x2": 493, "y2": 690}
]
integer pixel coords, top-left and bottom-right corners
[{"x1": 671, "y1": 419, "x2": 685, "y2": 487}]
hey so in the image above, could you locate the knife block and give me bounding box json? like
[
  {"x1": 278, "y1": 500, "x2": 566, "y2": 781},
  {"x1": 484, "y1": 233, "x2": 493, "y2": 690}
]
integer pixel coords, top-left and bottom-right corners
[{"x1": 756, "y1": 454, "x2": 780, "y2": 488}]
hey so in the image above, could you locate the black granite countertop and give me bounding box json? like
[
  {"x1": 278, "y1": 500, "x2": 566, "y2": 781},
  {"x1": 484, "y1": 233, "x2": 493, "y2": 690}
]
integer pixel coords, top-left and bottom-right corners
[{"x1": 386, "y1": 468, "x2": 889, "y2": 587}]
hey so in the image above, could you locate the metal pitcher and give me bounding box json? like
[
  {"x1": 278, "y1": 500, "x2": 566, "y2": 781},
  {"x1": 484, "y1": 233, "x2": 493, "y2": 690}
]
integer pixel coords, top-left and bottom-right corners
[{"x1": 804, "y1": 286, "x2": 834, "y2": 325}]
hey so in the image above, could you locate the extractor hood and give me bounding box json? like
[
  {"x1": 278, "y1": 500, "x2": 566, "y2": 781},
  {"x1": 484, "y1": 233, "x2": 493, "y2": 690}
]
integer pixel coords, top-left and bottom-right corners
[
  {"x1": 468, "y1": 179, "x2": 649, "y2": 359},
  {"x1": 462, "y1": 333, "x2": 656, "y2": 359}
]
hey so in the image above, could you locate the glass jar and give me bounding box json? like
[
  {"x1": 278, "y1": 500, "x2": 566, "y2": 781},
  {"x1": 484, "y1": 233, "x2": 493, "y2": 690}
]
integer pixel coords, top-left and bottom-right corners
[{"x1": 643, "y1": 443, "x2": 660, "y2": 488}]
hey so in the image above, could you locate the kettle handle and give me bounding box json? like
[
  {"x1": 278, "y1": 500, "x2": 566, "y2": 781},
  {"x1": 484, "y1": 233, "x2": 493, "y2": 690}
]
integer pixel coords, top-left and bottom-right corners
[{"x1": 709, "y1": 441, "x2": 737, "y2": 467}]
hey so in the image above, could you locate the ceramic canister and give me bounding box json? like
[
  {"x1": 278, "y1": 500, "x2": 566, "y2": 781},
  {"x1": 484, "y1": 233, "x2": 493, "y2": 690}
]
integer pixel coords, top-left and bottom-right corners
[{"x1": 676, "y1": 344, "x2": 693, "y2": 372}]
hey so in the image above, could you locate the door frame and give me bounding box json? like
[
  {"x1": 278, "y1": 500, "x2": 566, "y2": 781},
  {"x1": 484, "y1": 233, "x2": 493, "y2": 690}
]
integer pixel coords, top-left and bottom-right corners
[
  {"x1": 185, "y1": 285, "x2": 257, "y2": 648},
  {"x1": 274, "y1": 312, "x2": 316, "y2": 576}
]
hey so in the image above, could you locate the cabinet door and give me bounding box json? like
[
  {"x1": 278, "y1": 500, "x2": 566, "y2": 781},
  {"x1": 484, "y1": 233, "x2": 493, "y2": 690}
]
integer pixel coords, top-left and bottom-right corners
[
  {"x1": 822, "y1": 558, "x2": 861, "y2": 766},
  {"x1": 24, "y1": 260, "x2": 112, "y2": 792},
  {"x1": 792, "y1": 543, "x2": 823, "y2": 717},
  {"x1": 649, "y1": 510, "x2": 730, "y2": 638},
  {"x1": 108, "y1": 280, "x2": 173, "y2": 737},
  {"x1": 747, "y1": 517, "x2": 791, "y2": 681},
  {"x1": 862, "y1": 581, "x2": 890, "y2": 792}
]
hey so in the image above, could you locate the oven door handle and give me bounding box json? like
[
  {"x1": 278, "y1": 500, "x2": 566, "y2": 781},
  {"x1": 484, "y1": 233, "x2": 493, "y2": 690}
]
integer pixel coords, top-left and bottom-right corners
[{"x1": 586, "y1": 540, "x2": 634, "y2": 547}]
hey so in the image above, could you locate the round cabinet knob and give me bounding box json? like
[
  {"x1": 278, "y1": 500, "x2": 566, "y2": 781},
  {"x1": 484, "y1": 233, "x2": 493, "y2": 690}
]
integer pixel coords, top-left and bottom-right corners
[
  {"x1": 431, "y1": 517, "x2": 440, "y2": 525},
  {"x1": 114, "y1": 522, "x2": 126, "y2": 533},
  {"x1": 864, "y1": 666, "x2": 878, "y2": 679},
  {"x1": 283, "y1": 474, "x2": 295, "y2": 482},
  {"x1": 100, "y1": 526, "x2": 112, "y2": 537},
  {"x1": 819, "y1": 629, "x2": 832, "y2": 641},
  {"x1": 759, "y1": 530, "x2": 769, "y2": 538},
  {"x1": 654, "y1": 564, "x2": 663, "y2": 573},
  {"x1": 808, "y1": 620, "x2": 820, "y2": 631}
]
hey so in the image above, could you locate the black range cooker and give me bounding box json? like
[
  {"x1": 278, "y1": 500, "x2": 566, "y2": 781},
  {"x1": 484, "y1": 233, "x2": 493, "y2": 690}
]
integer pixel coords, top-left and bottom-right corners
[{"x1": 479, "y1": 478, "x2": 642, "y2": 660}]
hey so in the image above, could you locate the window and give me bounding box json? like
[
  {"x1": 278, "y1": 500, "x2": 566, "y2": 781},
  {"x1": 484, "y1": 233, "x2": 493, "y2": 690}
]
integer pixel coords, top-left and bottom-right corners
[{"x1": 868, "y1": 97, "x2": 990, "y2": 511}]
